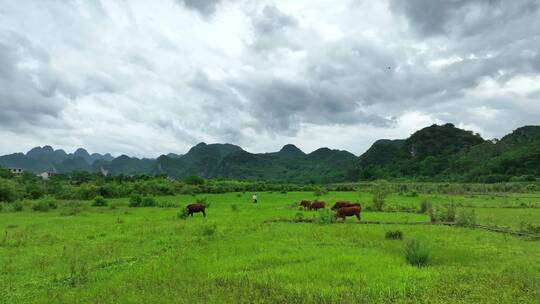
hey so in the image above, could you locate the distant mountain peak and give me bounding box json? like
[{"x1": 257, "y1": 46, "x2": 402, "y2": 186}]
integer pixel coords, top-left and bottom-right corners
[
  {"x1": 74, "y1": 148, "x2": 89, "y2": 154},
  {"x1": 277, "y1": 144, "x2": 305, "y2": 157}
]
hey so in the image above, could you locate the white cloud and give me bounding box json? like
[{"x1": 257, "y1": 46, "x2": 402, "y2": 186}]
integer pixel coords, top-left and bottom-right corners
[{"x1": 0, "y1": 0, "x2": 539, "y2": 157}]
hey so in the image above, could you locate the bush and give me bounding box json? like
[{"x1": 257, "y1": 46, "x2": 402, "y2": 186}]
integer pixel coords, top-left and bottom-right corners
[
  {"x1": 141, "y1": 196, "x2": 157, "y2": 207},
  {"x1": 0, "y1": 178, "x2": 22, "y2": 203},
  {"x1": 293, "y1": 212, "x2": 306, "y2": 222},
  {"x1": 385, "y1": 230, "x2": 403, "y2": 240},
  {"x1": 441, "y1": 203, "x2": 456, "y2": 222},
  {"x1": 202, "y1": 222, "x2": 218, "y2": 236},
  {"x1": 92, "y1": 196, "x2": 108, "y2": 207},
  {"x1": 177, "y1": 208, "x2": 189, "y2": 220},
  {"x1": 184, "y1": 175, "x2": 205, "y2": 185},
  {"x1": 519, "y1": 222, "x2": 540, "y2": 234},
  {"x1": 404, "y1": 240, "x2": 430, "y2": 267},
  {"x1": 317, "y1": 209, "x2": 335, "y2": 224},
  {"x1": 456, "y1": 209, "x2": 476, "y2": 227},
  {"x1": 419, "y1": 200, "x2": 432, "y2": 214},
  {"x1": 128, "y1": 194, "x2": 143, "y2": 207},
  {"x1": 12, "y1": 201, "x2": 23, "y2": 212},
  {"x1": 371, "y1": 182, "x2": 390, "y2": 211},
  {"x1": 313, "y1": 186, "x2": 329, "y2": 198},
  {"x1": 406, "y1": 191, "x2": 418, "y2": 197},
  {"x1": 32, "y1": 197, "x2": 57, "y2": 212}
]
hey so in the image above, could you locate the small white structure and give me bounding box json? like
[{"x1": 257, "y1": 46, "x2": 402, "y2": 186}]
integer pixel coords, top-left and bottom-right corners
[
  {"x1": 9, "y1": 168, "x2": 24, "y2": 175},
  {"x1": 38, "y1": 171, "x2": 56, "y2": 180}
]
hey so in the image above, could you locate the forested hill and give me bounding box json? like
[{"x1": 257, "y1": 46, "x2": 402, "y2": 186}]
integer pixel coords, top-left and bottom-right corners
[
  {"x1": 1, "y1": 124, "x2": 539, "y2": 183},
  {"x1": 354, "y1": 124, "x2": 540, "y2": 182}
]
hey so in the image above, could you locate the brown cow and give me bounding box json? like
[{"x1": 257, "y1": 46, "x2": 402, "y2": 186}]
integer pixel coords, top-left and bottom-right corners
[
  {"x1": 300, "y1": 200, "x2": 311, "y2": 209},
  {"x1": 186, "y1": 203, "x2": 206, "y2": 217},
  {"x1": 309, "y1": 201, "x2": 325, "y2": 211},
  {"x1": 331, "y1": 201, "x2": 360, "y2": 210},
  {"x1": 336, "y1": 206, "x2": 361, "y2": 221}
]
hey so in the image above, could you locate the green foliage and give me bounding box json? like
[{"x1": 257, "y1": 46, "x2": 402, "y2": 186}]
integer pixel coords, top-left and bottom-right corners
[
  {"x1": 128, "y1": 194, "x2": 143, "y2": 207},
  {"x1": 177, "y1": 208, "x2": 189, "y2": 220},
  {"x1": 0, "y1": 178, "x2": 22, "y2": 203},
  {"x1": 313, "y1": 186, "x2": 328, "y2": 198},
  {"x1": 456, "y1": 209, "x2": 476, "y2": 227},
  {"x1": 419, "y1": 200, "x2": 432, "y2": 214},
  {"x1": 371, "y1": 181, "x2": 390, "y2": 211},
  {"x1": 230, "y1": 204, "x2": 239, "y2": 212},
  {"x1": 0, "y1": 168, "x2": 13, "y2": 178},
  {"x1": 92, "y1": 195, "x2": 108, "y2": 207},
  {"x1": 317, "y1": 209, "x2": 335, "y2": 224},
  {"x1": 404, "y1": 240, "x2": 430, "y2": 267},
  {"x1": 12, "y1": 201, "x2": 23, "y2": 212},
  {"x1": 141, "y1": 196, "x2": 157, "y2": 207},
  {"x1": 356, "y1": 124, "x2": 540, "y2": 182},
  {"x1": 202, "y1": 222, "x2": 218, "y2": 236},
  {"x1": 184, "y1": 175, "x2": 205, "y2": 185},
  {"x1": 25, "y1": 182, "x2": 46, "y2": 200},
  {"x1": 32, "y1": 196, "x2": 57, "y2": 212},
  {"x1": 440, "y1": 203, "x2": 456, "y2": 222},
  {"x1": 519, "y1": 222, "x2": 540, "y2": 234},
  {"x1": 385, "y1": 230, "x2": 403, "y2": 240},
  {"x1": 293, "y1": 212, "x2": 305, "y2": 222}
]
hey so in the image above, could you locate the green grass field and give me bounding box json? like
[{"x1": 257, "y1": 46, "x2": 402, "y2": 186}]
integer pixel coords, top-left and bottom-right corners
[{"x1": 1, "y1": 191, "x2": 539, "y2": 303}]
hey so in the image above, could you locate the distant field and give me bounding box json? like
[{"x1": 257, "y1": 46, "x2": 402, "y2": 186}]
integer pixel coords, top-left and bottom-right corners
[{"x1": 1, "y1": 191, "x2": 539, "y2": 303}]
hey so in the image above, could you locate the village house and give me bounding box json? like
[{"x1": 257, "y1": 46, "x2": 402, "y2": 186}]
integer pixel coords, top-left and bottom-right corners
[
  {"x1": 38, "y1": 171, "x2": 56, "y2": 180},
  {"x1": 8, "y1": 168, "x2": 24, "y2": 176}
]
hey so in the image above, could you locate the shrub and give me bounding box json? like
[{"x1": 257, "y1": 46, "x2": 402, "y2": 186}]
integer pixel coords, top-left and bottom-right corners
[
  {"x1": 202, "y1": 222, "x2": 218, "y2": 236},
  {"x1": 456, "y1": 209, "x2": 476, "y2": 227},
  {"x1": 184, "y1": 175, "x2": 205, "y2": 185},
  {"x1": 404, "y1": 240, "x2": 430, "y2": 267},
  {"x1": 419, "y1": 200, "x2": 432, "y2": 214},
  {"x1": 128, "y1": 194, "x2": 143, "y2": 207},
  {"x1": 441, "y1": 203, "x2": 456, "y2": 222},
  {"x1": 293, "y1": 212, "x2": 305, "y2": 222},
  {"x1": 385, "y1": 230, "x2": 403, "y2": 240},
  {"x1": 519, "y1": 222, "x2": 540, "y2": 234},
  {"x1": 406, "y1": 191, "x2": 418, "y2": 197},
  {"x1": 177, "y1": 208, "x2": 189, "y2": 220},
  {"x1": 92, "y1": 196, "x2": 107, "y2": 207},
  {"x1": 12, "y1": 201, "x2": 23, "y2": 212},
  {"x1": 313, "y1": 186, "x2": 329, "y2": 198},
  {"x1": 371, "y1": 182, "x2": 390, "y2": 211},
  {"x1": 0, "y1": 178, "x2": 22, "y2": 203},
  {"x1": 141, "y1": 196, "x2": 156, "y2": 207},
  {"x1": 32, "y1": 196, "x2": 57, "y2": 212},
  {"x1": 317, "y1": 209, "x2": 335, "y2": 224}
]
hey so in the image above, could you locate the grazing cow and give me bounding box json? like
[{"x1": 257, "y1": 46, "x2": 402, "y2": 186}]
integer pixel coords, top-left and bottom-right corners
[
  {"x1": 331, "y1": 201, "x2": 360, "y2": 210},
  {"x1": 300, "y1": 200, "x2": 311, "y2": 209},
  {"x1": 309, "y1": 201, "x2": 325, "y2": 211},
  {"x1": 336, "y1": 206, "x2": 361, "y2": 221},
  {"x1": 186, "y1": 203, "x2": 206, "y2": 217}
]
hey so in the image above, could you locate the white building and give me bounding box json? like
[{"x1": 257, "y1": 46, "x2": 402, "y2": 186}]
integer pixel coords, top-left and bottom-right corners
[{"x1": 9, "y1": 168, "x2": 24, "y2": 175}]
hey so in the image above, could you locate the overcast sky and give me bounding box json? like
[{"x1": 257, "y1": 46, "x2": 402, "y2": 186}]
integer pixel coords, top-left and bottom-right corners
[{"x1": 1, "y1": 0, "x2": 539, "y2": 157}]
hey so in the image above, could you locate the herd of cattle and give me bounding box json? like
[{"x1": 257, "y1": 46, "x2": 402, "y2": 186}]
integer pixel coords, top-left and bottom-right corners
[
  {"x1": 300, "y1": 200, "x2": 362, "y2": 221},
  {"x1": 185, "y1": 200, "x2": 362, "y2": 221}
]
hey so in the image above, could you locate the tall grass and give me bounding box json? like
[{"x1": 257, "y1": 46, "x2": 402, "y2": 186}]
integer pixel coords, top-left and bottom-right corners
[{"x1": 404, "y1": 240, "x2": 430, "y2": 267}]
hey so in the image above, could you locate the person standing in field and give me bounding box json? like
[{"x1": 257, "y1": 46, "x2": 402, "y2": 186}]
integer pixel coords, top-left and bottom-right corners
[{"x1": 252, "y1": 193, "x2": 257, "y2": 204}]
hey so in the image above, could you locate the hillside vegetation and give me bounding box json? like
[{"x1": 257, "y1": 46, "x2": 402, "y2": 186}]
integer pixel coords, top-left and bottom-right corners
[{"x1": 1, "y1": 124, "x2": 539, "y2": 183}]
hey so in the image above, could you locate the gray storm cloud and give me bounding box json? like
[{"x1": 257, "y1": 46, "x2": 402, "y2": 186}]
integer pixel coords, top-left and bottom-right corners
[{"x1": 0, "y1": 0, "x2": 539, "y2": 156}]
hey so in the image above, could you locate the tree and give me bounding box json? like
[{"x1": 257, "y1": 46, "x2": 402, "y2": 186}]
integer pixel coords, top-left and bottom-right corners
[{"x1": 371, "y1": 181, "x2": 391, "y2": 211}]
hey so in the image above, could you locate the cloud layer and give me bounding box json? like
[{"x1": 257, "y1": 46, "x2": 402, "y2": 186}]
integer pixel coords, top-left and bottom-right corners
[{"x1": 0, "y1": 0, "x2": 539, "y2": 157}]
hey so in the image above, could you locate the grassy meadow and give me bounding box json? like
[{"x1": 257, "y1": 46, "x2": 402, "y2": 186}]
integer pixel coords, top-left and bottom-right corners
[{"x1": 1, "y1": 191, "x2": 539, "y2": 303}]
